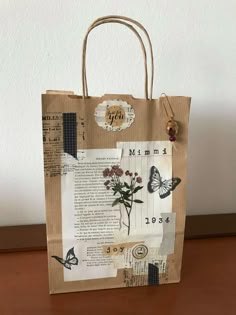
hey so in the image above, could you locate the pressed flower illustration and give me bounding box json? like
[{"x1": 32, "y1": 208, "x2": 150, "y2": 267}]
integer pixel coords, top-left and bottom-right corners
[{"x1": 103, "y1": 165, "x2": 143, "y2": 235}]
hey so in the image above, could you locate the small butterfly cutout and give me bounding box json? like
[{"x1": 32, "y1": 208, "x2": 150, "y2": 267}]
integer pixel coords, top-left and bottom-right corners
[
  {"x1": 147, "y1": 166, "x2": 181, "y2": 199},
  {"x1": 52, "y1": 247, "x2": 78, "y2": 270}
]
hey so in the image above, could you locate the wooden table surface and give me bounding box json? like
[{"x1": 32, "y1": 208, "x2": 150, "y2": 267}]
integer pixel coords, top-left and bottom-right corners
[{"x1": 0, "y1": 237, "x2": 235, "y2": 315}]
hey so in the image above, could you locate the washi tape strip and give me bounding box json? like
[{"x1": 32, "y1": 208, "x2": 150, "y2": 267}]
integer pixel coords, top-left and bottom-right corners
[
  {"x1": 148, "y1": 263, "x2": 159, "y2": 286},
  {"x1": 159, "y1": 212, "x2": 176, "y2": 256},
  {"x1": 63, "y1": 113, "x2": 77, "y2": 159}
]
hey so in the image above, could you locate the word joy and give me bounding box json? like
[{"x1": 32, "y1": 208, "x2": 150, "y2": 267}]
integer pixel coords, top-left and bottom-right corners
[{"x1": 106, "y1": 246, "x2": 125, "y2": 254}]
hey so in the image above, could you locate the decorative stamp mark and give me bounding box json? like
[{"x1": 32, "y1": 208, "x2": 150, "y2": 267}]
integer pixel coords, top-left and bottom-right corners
[{"x1": 132, "y1": 244, "x2": 148, "y2": 259}]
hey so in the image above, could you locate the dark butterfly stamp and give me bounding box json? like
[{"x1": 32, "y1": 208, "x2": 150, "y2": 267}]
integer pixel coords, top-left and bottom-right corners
[
  {"x1": 147, "y1": 166, "x2": 181, "y2": 199},
  {"x1": 52, "y1": 247, "x2": 78, "y2": 270}
]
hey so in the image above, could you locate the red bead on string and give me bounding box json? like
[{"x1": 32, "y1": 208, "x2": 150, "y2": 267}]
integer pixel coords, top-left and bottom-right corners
[
  {"x1": 161, "y1": 93, "x2": 178, "y2": 142},
  {"x1": 166, "y1": 119, "x2": 178, "y2": 142}
]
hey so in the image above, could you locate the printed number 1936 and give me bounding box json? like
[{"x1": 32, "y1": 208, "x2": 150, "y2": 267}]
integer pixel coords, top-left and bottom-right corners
[{"x1": 145, "y1": 217, "x2": 170, "y2": 224}]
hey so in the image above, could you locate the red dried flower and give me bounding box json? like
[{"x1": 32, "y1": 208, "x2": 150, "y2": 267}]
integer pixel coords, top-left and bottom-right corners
[
  {"x1": 115, "y1": 168, "x2": 123, "y2": 177},
  {"x1": 112, "y1": 165, "x2": 119, "y2": 170},
  {"x1": 106, "y1": 186, "x2": 110, "y2": 190},
  {"x1": 135, "y1": 172, "x2": 138, "y2": 176},
  {"x1": 129, "y1": 172, "x2": 133, "y2": 177},
  {"x1": 104, "y1": 180, "x2": 110, "y2": 186},
  {"x1": 125, "y1": 170, "x2": 130, "y2": 176},
  {"x1": 136, "y1": 177, "x2": 142, "y2": 183},
  {"x1": 109, "y1": 169, "x2": 114, "y2": 177},
  {"x1": 103, "y1": 168, "x2": 110, "y2": 177}
]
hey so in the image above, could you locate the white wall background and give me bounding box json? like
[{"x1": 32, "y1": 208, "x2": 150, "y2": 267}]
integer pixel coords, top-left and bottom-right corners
[{"x1": 0, "y1": 0, "x2": 236, "y2": 226}]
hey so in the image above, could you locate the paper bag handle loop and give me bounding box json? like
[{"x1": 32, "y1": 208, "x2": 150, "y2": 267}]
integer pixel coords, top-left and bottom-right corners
[
  {"x1": 82, "y1": 16, "x2": 154, "y2": 100},
  {"x1": 89, "y1": 16, "x2": 154, "y2": 99},
  {"x1": 82, "y1": 19, "x2": 148, "y2": 99}
]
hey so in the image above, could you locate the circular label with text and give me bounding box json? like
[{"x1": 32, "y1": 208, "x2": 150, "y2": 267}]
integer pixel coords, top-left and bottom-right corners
[
  {"x1": 132, "y1": 244, "x2": 148, "y2": 259},
  {"x1": 94, "y1": 100, "x2": 135, "y2": 131}
]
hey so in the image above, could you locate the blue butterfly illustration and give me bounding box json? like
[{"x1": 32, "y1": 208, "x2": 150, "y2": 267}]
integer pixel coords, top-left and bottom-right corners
[
  {"x1": 52, "y1": 247, "x2": 78, "y2": 270},
  {"x1": 147, "y1": 166, "x2": 181, "y2": 199}
]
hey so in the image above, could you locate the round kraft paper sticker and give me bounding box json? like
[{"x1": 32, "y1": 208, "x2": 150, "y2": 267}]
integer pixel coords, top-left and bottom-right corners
[{"x1": 94, "y1": 99, "x2": 135, "y2": 131}]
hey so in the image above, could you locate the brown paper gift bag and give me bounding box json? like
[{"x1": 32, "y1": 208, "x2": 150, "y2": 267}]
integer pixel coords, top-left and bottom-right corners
[{"x1": 42, "y1": 16, "x2": 191, "y2": 294}]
